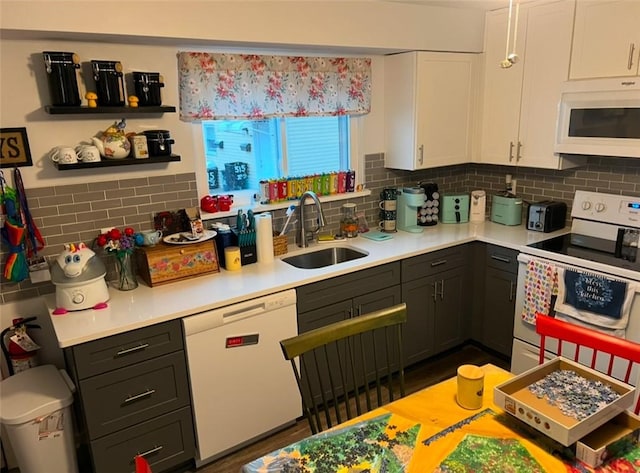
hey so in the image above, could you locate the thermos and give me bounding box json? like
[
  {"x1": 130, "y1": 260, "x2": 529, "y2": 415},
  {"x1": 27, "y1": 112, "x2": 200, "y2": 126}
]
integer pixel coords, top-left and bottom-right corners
[{"x1": 43, "y1": 51, "x2": 81, "y2": 106}]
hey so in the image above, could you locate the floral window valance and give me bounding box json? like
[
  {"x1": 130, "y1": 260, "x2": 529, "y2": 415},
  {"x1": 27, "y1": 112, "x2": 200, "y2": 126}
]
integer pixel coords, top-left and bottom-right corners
[{"x1": 177, "y1": 52, "x2": 371, "y2": 121}]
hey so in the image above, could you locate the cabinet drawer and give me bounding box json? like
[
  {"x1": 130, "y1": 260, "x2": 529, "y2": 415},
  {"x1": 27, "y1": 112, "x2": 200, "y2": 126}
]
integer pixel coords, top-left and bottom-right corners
[
  {"x1": 402, "y1": 245, "x2": 469, "y2": 282},
  {"x1": 297, "y1": 262, "x2": 400, "y2": 313},
  {"x1": 81, "y1": 351, "x2": 190, "y2": 439},
  {"x1": 90, "y1": 406, "x2": 195, "y2": 473},
  {"x1": 72, "y1": 320, "x2": 183, "y2": 379},
  {"x1": 485, "y1": 244, "x2": 519, "y2": 273}
]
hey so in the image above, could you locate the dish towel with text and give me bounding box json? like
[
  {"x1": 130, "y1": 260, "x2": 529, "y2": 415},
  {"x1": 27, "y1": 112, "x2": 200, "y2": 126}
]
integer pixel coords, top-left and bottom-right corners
[
  {"x1": 554, "y1": 267, "x2": 638, "y2": 338},
  {"x1": 521, "y1": 259, "x2": 558, "y2": 325}
]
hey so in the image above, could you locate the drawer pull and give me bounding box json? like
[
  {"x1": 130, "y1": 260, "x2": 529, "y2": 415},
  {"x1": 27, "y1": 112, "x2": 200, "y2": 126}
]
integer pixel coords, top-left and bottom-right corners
[
  {"x1": 430, "y1": 260, "x2": 447, "y2": 267},
  {"x1": 116, "y1": 343, "x2": 150, "y2": 357},
  {"x1": 135, "y1": 445, "x2": 163, "y2": 459},
  {"x1": 490, "y1": 255, "x2": 511, "y2": 263},
  {"x1": 123, "y1": 389, "x2": 156, "y2": 404}
]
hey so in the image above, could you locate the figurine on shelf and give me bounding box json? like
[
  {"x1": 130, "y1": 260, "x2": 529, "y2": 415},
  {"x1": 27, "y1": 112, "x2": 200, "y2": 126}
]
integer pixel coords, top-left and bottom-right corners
[
  {"x1": 91, "y1": 119, "x2": 131, "y2": 159},
  {"x1": 128, "y1": 95, "x2": 139, "y2": 108},
  {"x1": 85, "y1": 92, "x2": 98, "y2": 108}
]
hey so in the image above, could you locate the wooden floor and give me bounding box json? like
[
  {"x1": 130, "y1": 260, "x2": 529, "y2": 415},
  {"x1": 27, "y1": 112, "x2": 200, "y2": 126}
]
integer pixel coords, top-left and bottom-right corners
[{"x1": 194, "y1": 344, "x2": 510, "y2": 473}]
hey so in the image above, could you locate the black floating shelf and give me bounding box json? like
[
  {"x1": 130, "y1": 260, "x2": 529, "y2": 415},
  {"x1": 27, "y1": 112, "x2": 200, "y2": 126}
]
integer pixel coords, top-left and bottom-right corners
[
  {"x1": 55, "y1": 154, "x2": 181, "y2": 170},
  {"x1": 44, "y1": 105, "x2": 176, "y2": 115}
]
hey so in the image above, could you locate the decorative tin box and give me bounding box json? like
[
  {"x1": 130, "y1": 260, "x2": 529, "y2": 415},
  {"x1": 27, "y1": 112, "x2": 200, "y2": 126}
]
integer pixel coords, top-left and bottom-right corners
[
  {"x1": 135, "y1": 240, "x2": 219, "y2": 287},
  {"x1": 494, "y1": 357, "x2": 635, "y2": 446}
]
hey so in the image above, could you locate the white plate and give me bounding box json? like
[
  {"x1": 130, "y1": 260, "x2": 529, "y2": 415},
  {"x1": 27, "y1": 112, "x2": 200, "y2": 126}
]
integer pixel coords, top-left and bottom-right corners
[{"x1": 163, "y1": 229, "x2": 217, "y2": 245}]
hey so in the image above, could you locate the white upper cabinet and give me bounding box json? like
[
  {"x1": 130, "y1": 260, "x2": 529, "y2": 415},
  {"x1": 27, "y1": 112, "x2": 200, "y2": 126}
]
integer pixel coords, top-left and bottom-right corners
[
  {"x1": 478, "y1": 0, "x2": 584, "y2": 169},
  {"x1": 570, "y1": 0, "x2": 640, "y2": 79},
  {"x1": 384, "y1": 51, "x2": 477, "y2": 170}
]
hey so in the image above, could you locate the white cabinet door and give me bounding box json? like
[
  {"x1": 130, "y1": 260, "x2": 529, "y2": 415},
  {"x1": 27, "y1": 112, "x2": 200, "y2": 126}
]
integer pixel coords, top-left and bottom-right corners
[
  {"x1": 570, "y1": 0, "x2": 640, "y2": 79},
  {"x1": 478, "y1": 0, "x2": 582, "y2": 169},
  {"x1": 384, "y1": 51, "x2": 476, "y2": 170},
  {"x1": 518, "y1": 0, "x2": 575, "y2": 169},
  {"x1": 478, "y1": 6, "x2": 527, "y2": 165}
]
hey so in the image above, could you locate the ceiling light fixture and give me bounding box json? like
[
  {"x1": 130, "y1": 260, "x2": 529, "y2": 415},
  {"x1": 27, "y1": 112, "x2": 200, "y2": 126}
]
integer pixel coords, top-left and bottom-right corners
[{"x1": 500, "y1": 0, "x2": 520, "y2": 69}]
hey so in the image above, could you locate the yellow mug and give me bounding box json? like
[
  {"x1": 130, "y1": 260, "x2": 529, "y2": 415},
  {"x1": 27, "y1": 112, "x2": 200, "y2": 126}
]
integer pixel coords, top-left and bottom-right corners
[
  {"x1": 224, "y1": 246, "x2": 241, "y2": 271},
  {"x1": 456, "y1": 364, "x2": 484, "y2": 410}
]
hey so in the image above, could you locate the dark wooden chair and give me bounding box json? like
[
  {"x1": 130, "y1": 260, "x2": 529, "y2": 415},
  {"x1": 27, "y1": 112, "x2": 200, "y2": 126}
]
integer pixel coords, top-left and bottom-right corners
[
  {"x1": 535, "y1": 313, "x2": 640, "y2": 414},
  {"x1": 280, "y1": 303, "x2": 407, "y2": 434}
]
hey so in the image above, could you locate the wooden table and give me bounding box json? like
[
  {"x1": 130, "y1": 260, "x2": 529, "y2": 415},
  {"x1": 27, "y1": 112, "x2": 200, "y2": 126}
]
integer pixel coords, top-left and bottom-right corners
[{"x1": 242, "y1": 364, "x2": 639, "y2": 472}]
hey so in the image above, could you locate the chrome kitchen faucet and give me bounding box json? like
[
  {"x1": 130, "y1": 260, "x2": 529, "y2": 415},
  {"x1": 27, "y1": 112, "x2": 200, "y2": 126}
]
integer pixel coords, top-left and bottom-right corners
[{"x1": 296, "y1": 191, "x2": 326, "y2": 248}]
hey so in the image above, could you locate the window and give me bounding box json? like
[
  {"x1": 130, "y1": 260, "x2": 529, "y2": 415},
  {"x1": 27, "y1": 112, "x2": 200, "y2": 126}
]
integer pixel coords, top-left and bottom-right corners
[{"x1": 202, "y1": 116, "x2": 350, "y2": 195}]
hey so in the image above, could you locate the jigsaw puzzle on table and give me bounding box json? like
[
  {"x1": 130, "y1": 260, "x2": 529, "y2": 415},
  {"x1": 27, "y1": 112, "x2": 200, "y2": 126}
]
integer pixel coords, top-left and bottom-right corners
[{"x1": 242, "y1": 407, "x2": 640, "y2": 472}]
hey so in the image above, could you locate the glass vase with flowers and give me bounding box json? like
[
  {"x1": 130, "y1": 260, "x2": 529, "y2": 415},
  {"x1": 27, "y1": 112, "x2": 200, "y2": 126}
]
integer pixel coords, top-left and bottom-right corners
[{"x1": 95, "y1": 227, "x2": 142, "y2": 291}]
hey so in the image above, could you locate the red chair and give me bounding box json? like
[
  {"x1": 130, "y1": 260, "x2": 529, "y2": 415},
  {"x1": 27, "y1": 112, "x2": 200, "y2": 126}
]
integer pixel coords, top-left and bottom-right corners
[{"x1": 535, "y1": 313, "x2": 640, "y2": 415}]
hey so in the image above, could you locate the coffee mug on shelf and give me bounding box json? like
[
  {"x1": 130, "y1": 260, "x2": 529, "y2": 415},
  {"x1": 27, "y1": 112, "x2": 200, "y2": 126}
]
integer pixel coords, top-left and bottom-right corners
[
  {"x1": 142, "y1": 230, "x2": 163, "y2": 246},
  {"x1": 50, "y1": 146, "x2": 78, "y2": 165},
  {"x1": 75, "y1": 144, "x2": 101, "y2": 163}
]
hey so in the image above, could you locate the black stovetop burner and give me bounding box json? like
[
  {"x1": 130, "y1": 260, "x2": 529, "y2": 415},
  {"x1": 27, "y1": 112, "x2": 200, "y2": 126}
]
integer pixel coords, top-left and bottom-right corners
[{"x1": 528, "y1": 234, "x2": 640, "y2": 272}]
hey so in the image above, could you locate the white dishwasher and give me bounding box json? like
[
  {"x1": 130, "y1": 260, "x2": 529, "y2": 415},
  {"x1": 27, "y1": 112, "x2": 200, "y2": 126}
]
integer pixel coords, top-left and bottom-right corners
[{"x1": 182, "y1": 289, "x2": 300, "y2": 466}]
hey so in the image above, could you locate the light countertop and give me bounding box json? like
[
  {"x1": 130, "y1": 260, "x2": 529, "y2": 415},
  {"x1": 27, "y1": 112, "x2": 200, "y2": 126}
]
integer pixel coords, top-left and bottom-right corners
[{"x1": 45, "y1": 221, "x2": 568, "y2": 348}]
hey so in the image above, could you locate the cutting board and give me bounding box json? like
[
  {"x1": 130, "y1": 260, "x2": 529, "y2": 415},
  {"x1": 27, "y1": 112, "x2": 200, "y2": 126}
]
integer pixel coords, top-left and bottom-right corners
[{"x1": 360, "y1": 231, "x2": 393, "y2": 241}]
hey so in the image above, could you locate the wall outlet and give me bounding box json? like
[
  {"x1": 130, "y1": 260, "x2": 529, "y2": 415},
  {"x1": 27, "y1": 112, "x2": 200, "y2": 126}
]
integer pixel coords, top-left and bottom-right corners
[{"x1": 510, "y1": 179, "x2": 517, "y2": 195}]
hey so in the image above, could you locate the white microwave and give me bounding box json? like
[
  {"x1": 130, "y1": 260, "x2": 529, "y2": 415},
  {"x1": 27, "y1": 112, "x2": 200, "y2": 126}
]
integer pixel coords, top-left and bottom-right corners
[{"x1": 555, "y1": 78, "x2": 640, "y2": 158}]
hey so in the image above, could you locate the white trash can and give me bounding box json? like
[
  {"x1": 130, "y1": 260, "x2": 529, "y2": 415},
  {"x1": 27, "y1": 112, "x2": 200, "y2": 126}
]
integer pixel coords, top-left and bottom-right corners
[{"x1": 0, "y1": 365, "x2": 78, "y2": 473}]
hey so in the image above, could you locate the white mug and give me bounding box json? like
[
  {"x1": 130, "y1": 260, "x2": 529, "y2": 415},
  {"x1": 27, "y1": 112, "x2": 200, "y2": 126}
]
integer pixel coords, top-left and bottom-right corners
[
  {"x1": 50, "y1": 146, "x2": 78, "y2": 164},
  {"x1": 75, "y1": 145, "x2": 101, "y2": 163},
  {"x1": 142, "y1": 230, "x2": 163, "y2": 246}
]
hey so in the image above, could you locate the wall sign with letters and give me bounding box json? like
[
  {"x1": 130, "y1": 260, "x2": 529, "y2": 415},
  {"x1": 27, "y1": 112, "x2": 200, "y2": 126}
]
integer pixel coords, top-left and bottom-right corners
[{"x1": 1, "y1": 127, "x2": 33, "y2": 168}]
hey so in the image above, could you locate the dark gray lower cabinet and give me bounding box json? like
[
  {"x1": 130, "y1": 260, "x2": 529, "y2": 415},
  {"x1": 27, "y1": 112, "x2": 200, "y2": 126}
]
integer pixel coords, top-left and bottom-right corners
[
  {"x1": 296, "y1": 263, "x2": 402, "y2": 404},
  {"x1": 64, "y1": 319, "x2": 195, "y2": 473},
  {"x1": 481, "y1": 244, "x2": 519, "y2": 357},
  {"x1": 401, "y1": 245, "x2": 471, "y2": 366}
]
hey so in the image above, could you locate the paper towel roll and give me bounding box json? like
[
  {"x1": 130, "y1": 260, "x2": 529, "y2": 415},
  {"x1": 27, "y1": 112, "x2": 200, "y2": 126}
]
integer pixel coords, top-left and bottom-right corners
[{"x1": 256, "y1": 212, "x2": 274, "y2": 263}]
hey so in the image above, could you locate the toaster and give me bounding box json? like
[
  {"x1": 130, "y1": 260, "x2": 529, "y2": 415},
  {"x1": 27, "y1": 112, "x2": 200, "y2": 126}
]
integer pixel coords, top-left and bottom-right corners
[
  {"x1": 527, "y1": 201, "x2": 567, "y2": 232},
  {"x1": 490, "y1": 193, "x2": 523, "y2": 226},
  {"x1": 440, "y1": 193, "x2": 470, "y2": 223}
]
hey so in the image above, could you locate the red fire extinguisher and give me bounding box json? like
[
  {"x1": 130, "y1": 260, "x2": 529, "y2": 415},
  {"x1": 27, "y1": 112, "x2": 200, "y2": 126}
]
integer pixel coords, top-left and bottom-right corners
[{"x1": 1, "y1": 316, "x2": 40, "y2": 376}]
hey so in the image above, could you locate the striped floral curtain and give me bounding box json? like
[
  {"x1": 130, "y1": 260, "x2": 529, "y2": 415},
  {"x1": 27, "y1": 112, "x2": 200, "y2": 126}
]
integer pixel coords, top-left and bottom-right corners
[{"x1": 177, "y1": 52, "x2": 372, "y2": 121}]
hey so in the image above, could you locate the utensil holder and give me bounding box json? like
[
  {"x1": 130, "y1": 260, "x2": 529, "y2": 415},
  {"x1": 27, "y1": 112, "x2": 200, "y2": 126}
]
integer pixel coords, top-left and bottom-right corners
[{"x1": 273, "y1": 232, "x2": 288, "y2": 256}]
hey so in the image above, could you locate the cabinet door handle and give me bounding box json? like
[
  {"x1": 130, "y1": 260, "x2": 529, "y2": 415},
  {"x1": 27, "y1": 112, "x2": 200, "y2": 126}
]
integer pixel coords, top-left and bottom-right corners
[
  {"x1": 432, "y1": 281, "x2": 438, "y2": 301},
  {"x1": 491, "y1": 255, "x2": 511, "y2": 263},
  {"x1": 356, "y1": 304, "x2": 362, "y2": 317},
  {"x1": 348, "y1": 307, "x2": 355, "y2": 318},
  {"x1": 418, "y1": 144, "x2": 424, "y2": 165},
  {"x1": 508, "y1": 141, "x2": 514, "y2": 161},
  {"x1": 116, "y1": 343, "x2": 150, "y2": 357},
  {"x1": 509, "y1": 281, "x2": 515, "y2": 302},
  {"x1": 123, "y1": 389, "x2": 156, "y2": 404},
  {"x1": 430, "y1": 260, "x2": 447, "y2": 267},
  {"x1": 439, "y1": 279, "x2": 445, "y2": 300},
  {"x1": 629, "y1": 43, "x2": 636, "y2": 71},
  {"x1": 135, "y1": 445, "x2": 163, "y2": 459},
  {"x1": 516, "y1": 141, "x2": 523, "y2": 162}
]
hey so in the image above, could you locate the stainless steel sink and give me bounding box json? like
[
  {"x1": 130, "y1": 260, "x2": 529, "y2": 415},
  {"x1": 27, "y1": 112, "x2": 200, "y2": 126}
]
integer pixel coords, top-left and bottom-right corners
[{"x1": 282, "y1": 246, "x2": 369, "y2": 269}]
